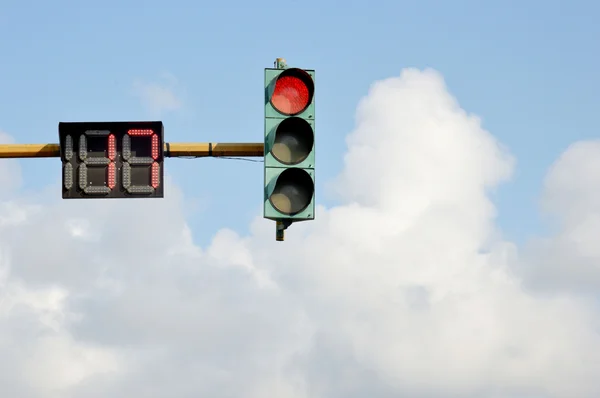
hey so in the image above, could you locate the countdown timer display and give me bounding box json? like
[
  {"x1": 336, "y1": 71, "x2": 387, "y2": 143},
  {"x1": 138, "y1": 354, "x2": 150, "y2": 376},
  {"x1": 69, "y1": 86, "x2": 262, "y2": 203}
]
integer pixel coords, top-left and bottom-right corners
[{"x1": 59, "y1": 121, "x2": 164, "y2": 199}]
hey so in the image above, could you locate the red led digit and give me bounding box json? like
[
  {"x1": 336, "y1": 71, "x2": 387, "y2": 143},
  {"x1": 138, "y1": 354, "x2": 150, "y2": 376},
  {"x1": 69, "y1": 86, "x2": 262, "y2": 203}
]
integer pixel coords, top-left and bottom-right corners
[
  {"x1": 107, "y1": 162, "x2": 116, "y2": 189},
  {"x1": 128, "y1": 129, "x2": 154, "y2": 136},
  {"x1": 108, "y1": 134, "x2": 116, "y2": 160},
  {"x1": 151, "y1": 133, "x2": 159, "y2": 160},
  {"x1": 107, "y1": 134, "x2": 116, "y2": 189},
  {"x1": 151, "y1": 162, "x2": 160, "y2": 188},
  {"x1": 78, "y1": 132, "x2": 116, "y2": 195},
  {"x1": 122, "y1": 129, "x2": 162, "y2": 194}
]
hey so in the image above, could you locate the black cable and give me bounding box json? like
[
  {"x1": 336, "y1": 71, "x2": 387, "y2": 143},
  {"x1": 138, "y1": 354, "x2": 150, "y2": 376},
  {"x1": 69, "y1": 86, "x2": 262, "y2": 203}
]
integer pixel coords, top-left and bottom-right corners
[
  {"x1": 174, "y1": 155, "x2": 263, "y2": 162},
  {"x1": 217, "y1": 157, "x2": 263, "y2": 163}
]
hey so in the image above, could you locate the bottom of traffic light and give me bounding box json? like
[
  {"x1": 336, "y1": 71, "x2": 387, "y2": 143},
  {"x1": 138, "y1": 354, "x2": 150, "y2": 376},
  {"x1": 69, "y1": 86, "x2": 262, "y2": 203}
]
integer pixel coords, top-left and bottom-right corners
[
  {"x1": 264, "y1": 167, "x2": 315, "y2": 242},
  {"x1": 275, "y1": 220, "x2": 293, "y2": 241}
]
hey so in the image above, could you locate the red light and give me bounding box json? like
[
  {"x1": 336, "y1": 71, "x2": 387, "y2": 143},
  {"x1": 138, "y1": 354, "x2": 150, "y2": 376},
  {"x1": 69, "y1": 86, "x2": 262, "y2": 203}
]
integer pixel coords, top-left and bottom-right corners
[
  {"x1": 272, "y1": 73, "x2": 312, "y2": 115},
  {"x1": 151, "y1": 162, "x2": 160, "y2": 188},
  {"x1": 128, "y1": 129, "x2": 154, "y2": 136},
  {"x1": 107, "y1": 163, "x2": 116, "y2": 189},
  {"x1": 151, "y1": 134, "x2": 159, "y2": 160},
  {"x1": 108, "y1": 134, "x2": 116, "y2": 161}
]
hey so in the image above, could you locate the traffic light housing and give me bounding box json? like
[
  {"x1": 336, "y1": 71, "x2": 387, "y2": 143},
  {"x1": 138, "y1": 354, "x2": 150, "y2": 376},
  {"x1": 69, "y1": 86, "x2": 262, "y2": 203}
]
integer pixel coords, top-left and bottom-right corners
[
  {"x1": 59, "y1": 121, "x2": 165, "y2": 199},
  {"x1": 264, "y1": 63, "x2": 316, "y2": 224}
]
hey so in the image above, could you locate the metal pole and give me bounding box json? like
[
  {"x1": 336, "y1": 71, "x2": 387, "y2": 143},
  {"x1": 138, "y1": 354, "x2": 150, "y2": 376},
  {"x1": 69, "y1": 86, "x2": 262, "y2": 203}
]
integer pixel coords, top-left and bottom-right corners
[
  {"x1": 0, "y1": 144, "x2": 60, "y2": 158},
  {"x1": 276, "y1": 221, "x2": 285, "y2": 241},
  {"x1": 167, "y1": 143, "x2": 263, "y2": 157},
  {"x1": 0, "y1": 143, "x2": 264, "y2": 159}
]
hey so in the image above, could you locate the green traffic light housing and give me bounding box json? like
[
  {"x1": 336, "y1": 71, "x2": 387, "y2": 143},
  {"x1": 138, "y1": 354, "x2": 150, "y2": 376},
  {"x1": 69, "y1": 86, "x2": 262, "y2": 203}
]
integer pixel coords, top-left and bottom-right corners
[{"x1": 264, "y1": 62, "x2": 316, "y2": 231}]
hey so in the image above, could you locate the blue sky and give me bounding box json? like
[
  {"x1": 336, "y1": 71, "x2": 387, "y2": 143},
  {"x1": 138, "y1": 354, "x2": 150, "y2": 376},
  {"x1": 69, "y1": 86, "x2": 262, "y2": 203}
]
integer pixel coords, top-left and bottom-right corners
[{"x1": 1, "y1": 0, "x2": 599, "y2": 245}]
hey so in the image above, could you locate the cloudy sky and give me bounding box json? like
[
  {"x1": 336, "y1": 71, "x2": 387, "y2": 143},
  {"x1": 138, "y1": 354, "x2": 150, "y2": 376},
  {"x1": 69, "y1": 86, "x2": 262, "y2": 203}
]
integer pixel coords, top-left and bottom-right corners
[{"x1": 1, "y1": 1, "x2": 600, "y2": 397}]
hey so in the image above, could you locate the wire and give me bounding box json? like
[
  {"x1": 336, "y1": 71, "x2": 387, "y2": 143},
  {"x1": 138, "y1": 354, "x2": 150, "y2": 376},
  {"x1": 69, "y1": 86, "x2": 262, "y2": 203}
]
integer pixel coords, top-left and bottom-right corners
[
  {"x1": 218, "y1": 156, "x2": 264, "y2": 163},
  {"x1": 175, "y1": 155, "x2": 263, "y2": 163}
]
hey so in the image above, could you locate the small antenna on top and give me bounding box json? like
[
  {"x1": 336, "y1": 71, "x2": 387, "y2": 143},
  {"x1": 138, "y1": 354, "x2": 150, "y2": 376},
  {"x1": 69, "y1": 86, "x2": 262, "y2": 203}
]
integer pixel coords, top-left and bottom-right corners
[{"x1": 275, "y1": 58, "x2": 287, "y2": 69}]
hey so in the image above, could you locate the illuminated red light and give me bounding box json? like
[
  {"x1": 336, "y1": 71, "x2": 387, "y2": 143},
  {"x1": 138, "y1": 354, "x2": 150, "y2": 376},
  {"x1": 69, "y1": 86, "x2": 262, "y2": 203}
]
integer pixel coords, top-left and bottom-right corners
[
  {"x1": 108, "y1": 134, "x2": 116, "y2": 160},
  {"x1": 151, "y1": 162, "x2": 160, "y2": 188},
  {"x1": 107, "y1": 162, "x2": 116, "y2": 189},
  {"x1": 151, "y1": 134, "x2": 159, "y2": 160},
  {"x1": 271, "y1": 72, "x2": 313, "y2": 115},
  {"x1": 128, "y1": 129, "x2": 154, "y2": 136}
]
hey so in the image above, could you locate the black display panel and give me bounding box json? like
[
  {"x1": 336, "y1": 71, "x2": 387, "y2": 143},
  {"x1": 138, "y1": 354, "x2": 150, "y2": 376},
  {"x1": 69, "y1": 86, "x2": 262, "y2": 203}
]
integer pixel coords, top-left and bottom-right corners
[{"x1": 59, "y1": 121, "x2": 164, "y2": 199}]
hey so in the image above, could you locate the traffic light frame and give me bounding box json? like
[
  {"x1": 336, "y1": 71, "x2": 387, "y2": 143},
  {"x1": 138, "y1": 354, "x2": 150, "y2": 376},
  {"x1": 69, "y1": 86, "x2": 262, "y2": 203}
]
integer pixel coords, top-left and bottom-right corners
[{"x1": 263, "y1": 64, "x2": 316, "y2": 223}]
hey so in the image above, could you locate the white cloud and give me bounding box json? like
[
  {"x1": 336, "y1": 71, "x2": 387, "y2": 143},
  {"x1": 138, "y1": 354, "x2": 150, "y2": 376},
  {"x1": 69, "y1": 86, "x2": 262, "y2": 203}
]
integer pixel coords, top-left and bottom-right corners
[
  {"x1": 132, "y1": 73, "x2": 183, "y2": 115},
  {"x1": 1, "y1": 68, "x2": 599, "y2": 397},
  {"x1": 519, "y1": 140, "x2": 600, "y2": 294}
]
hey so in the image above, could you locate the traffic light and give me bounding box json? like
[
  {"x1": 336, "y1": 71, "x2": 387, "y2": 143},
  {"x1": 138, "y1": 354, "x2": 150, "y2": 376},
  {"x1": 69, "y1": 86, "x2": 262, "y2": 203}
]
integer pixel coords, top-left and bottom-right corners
[
  {"x1": 264, "y1": 60, "x2": 315, "y2": 228},
  {"x1": 59, "y1": 121, "x2": 165, "y2": 199}
]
